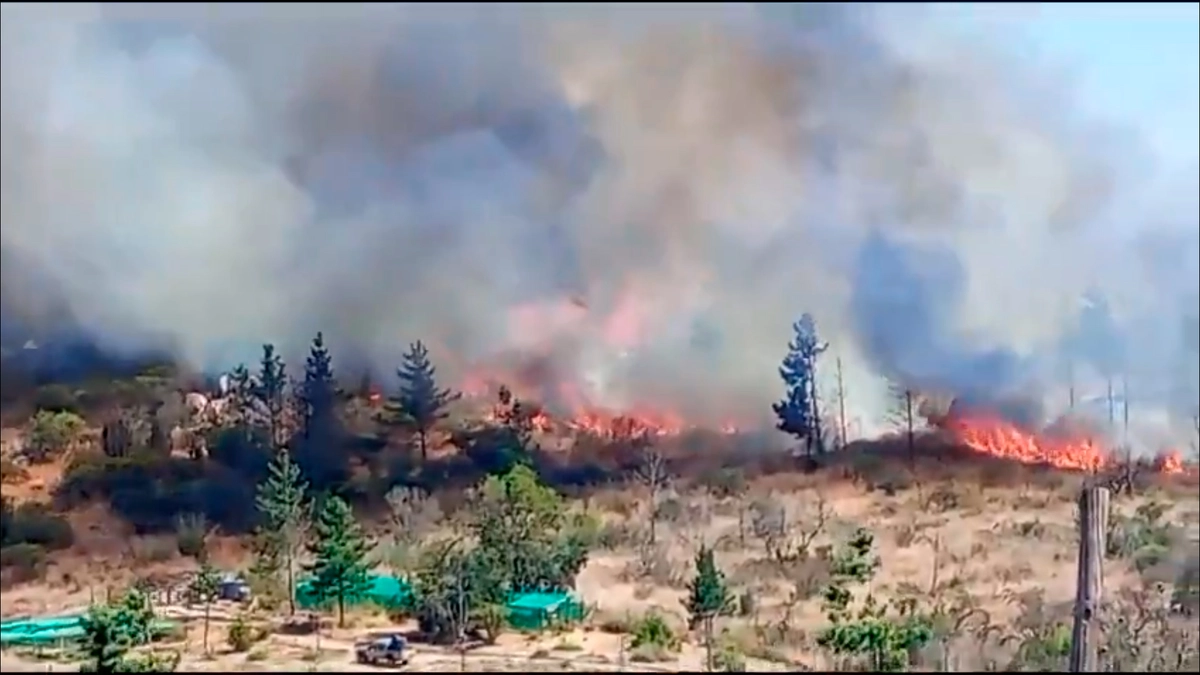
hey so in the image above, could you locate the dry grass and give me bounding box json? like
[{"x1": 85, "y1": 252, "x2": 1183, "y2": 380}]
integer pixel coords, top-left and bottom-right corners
[{"x1": 2, "y1": 442, "x2": 1198, "y2": 672}]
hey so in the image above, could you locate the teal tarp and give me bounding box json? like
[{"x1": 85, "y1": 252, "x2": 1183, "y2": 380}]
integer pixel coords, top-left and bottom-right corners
[
  {"x1": 295, "y1": 574, "x2": 412, "y2": 611},
  {"x1": 0, "y1": 614, "x2": 177, "y2": 646}
]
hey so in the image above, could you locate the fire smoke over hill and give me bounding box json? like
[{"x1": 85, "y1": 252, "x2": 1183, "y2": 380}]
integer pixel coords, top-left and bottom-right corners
[{"x1": 1, "y1": 4, "x2": 1197, "y2": 452}]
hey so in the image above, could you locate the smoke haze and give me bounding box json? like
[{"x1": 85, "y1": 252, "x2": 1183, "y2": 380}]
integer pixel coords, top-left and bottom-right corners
[{"x1": 2, "y1": 3, "x2": 1196, "y2": 447}]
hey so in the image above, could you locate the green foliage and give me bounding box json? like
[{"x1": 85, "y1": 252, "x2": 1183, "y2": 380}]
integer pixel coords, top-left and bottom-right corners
[
  {"x1": 293, "y1": 333, "x2": 348, "y2": 490},
  {"x1": 384, "y1": 340, "x2": 461, "y2": 461},
  {"x1": 687, "y1": 543, "x2": 735, "y2": 671},
  {"x1": 255, "y1": 449, "x2": 310, "y2": 614},
  {"x1": 254, "y1": 344, "x2": 288, "y2": 451},
  {"x1": 1107, "y1": 501, "x2": 1181, "y2": 574},
  {"x1": 773, "y1": 313, "x2": 827, "y2": 454},
  {"x1": 630, "y1": 611, "x2": 680, "y2": 651},
  {"x1": 472, "y1": 464, "x2": 590, "y2": 591},
  {"x1": 79, "y1": 589, "x2": 176, "y2": 673},
  {"x1": 817, "y1": 529, "x2": 932, "y2": 672},
  {"x1": 226, "y1": 613, "x2": 256, "y2": 653},
  {"x1": 188, "y1": 561, "x2": 221, "y2": 606},
  {"x1": 305, "y1": 494, "x2": 373, "y2": 626},
  {"x1": 687, "y1": 544, "x2": 733, "y2": 628},
  {"x1": 409, "y1": 465, "x2": 594, "y2": 642},
  {"x1": 26, "y1": 409, "x2": 86, "y2": 463}
]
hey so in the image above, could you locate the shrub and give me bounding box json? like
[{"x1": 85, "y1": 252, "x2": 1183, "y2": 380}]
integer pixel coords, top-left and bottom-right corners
[
  {"x1": 24, "y1": 409, "x2": 87, "y2": 463},
  {"x1": 630, "y1": 611, "x2": 680, "y2": 652}
]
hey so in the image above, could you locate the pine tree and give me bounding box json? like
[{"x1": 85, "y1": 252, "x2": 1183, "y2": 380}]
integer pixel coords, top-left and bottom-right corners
[
  {"x1": 256, "y1": 449, "x2": 310, "y2": 616},
  {"x1": 687, "y1": 544, "x2": 732, "y2": 671},
  {"x1": 772, "y1": 313, "x2": 828, "y2": 456},
  {"x1": 188, "y1": 562, "x2": 222, "y2": 654},
  {"x1": 305, "y1": 495, "x2": 373, "y2": 627},
  {"x1": 254, "y1": 343, "x2": 288, "y2": 452},
  {"x1": 294, "y1": 333, "x2": 346, "y2": 490},
  {"x1": 386, "y1": 340, "x2": 461, "y2": 462}
]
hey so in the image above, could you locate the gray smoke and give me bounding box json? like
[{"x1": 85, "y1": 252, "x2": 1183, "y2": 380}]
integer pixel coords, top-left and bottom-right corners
[{"x1": 2, "y1": 3, "x2": 1196, "y2": 449}]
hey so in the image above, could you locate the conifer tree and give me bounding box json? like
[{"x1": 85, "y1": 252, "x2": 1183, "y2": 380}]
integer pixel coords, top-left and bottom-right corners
[
  {"x1": 256, "y1": 449, "x2": 310, "y2": 615},
  {"x1": 305, "y1": 495, "x2": 373, "y2": 627},
  {"x1": 687, "y1": 544, "x2": 733, "y2": 671},
  {"x1": 386, "y1": 340, "x2": 461, "y2": 461}
]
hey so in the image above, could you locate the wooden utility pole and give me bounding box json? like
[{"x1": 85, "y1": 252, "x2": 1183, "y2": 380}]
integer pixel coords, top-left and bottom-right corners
[
  {"x1": 835, "y1": 357, "x2": 848, "y2": 450},
  {"x1": 1069, "y1": 486, "x2": 1110, "y2": 673}
]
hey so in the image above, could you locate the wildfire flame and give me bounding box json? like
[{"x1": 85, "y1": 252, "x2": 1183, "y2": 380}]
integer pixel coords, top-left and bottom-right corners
[
  {"x1": 948, "y1": 414, "x2": 1190, "y2": 476},
  {"x1": 948, "y1": 414, "x2": 1107, "y2": 472}
]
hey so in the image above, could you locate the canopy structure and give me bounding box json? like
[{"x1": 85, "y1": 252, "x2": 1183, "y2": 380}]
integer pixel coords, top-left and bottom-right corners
[
  {"x1": 295, "y1": 574, "x2": 413, "y2": 611},
  {"x1": 505, "y1": 590, "x2": 585, "y2": 631}
]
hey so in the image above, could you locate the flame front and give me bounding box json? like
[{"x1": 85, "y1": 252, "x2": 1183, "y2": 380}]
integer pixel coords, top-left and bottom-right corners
[{"x1": 948, "y1": 415, "x2": 1107, "y2": 472}]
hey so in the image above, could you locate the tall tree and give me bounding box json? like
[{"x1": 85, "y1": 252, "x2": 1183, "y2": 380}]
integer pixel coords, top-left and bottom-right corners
[
  {"x1": 254, "y1": 343, "x2": 289, "y2": 452},
  {"x1": 772, "y1": 313, "x2": 828, "y2": 456},
  {"x1": 386, "y1": 340, "x2": 461, "y2": 462},
  {"x1": 305, "y1": 495, "x2": 373, "y2": 628},
  {"x1": 188, "y1": 562, "x2": 222, "y2": 654},
  {"x1": 293, "y1": 333, "x2": 346, "y2": 490},
  {"x1": 256, "y1": 449, "x2": 310, "y2": 616},
  {"x1": 687, "y1": 544, "x2": 733, "y2": 671}
]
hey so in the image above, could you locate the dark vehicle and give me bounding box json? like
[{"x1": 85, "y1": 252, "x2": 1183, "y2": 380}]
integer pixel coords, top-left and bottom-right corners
[{"x1": 354, "y1": 632, "x2": 410, "y2": 668}]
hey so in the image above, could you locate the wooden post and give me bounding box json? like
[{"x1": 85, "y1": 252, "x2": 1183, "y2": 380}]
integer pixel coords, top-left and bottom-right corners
[{"x1": 1069, "y1": 486, "x2": 1110, "y2": 673}]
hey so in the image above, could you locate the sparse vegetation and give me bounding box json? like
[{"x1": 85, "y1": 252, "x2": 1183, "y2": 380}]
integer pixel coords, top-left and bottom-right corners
[{"x1": 0, "y1": 327, "x2": 1197, "y2": 673}]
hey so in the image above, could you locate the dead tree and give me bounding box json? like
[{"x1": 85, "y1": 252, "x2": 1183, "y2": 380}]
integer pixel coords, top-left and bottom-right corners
[
  {"x1": 835, "y1": 357, "x2": 849, "y2": 450},
  {"x1": 635, "y1": 447, "x2": 669, "y2": 546},
  {"x1": 1069, "y1": 486, "x2": 1110, "y2": 673}
]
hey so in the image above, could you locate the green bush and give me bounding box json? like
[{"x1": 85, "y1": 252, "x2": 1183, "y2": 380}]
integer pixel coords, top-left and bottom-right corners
[
  {"x1": 630, "y1": 611, "x2": 680, "y2": 651},
  {"x1": 25, "y1": 409, "x2": 87, "y2": 463}
]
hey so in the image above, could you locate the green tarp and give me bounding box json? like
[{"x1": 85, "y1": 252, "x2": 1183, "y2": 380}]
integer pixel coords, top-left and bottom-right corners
[
  {"x1": 505, "y1": 591, "x2": 585, "y2": 631},
  {"x1": 295, "y1": 574, "x2": 412, "y2": 611},
  {"x1": 0, "y1": 614, "x2": 177, "y2": 646}
]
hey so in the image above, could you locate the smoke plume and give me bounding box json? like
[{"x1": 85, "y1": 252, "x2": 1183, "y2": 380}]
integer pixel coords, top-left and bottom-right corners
[{"x1": 2, "y1": 3, "x2": 1196, "y2": 447}]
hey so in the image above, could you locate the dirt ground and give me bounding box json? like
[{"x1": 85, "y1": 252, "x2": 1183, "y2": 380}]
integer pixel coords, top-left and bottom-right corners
[{"x1": 3, "y1": 455, "x2": 1198, "y2": 672}]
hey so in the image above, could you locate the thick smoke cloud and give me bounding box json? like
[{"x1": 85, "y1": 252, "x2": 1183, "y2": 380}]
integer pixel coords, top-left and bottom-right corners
[{"x1": 2, "y1": 3, "x2": 1196, "y2": 447}]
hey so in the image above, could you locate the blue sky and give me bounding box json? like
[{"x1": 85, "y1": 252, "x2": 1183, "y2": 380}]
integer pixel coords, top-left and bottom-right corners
[{"x1": 957, "y1": 3, "x2": 1199, "y2": 172}]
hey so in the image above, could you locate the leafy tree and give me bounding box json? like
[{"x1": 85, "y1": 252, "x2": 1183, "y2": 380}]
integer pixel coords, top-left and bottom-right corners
[
  {"x1": 772, "y1": 313, "x2": 828, "y2": 456},
  {"x1": 254, "y1": 343, "x2": 289, "y2": 452},
  {"x1": 79, "y1": 589, "x2": 177, "y2": 673},
  {"x1": 187, "y1": 562, "x2": 221, "y2": 653},
  {"x1": 411, "y1": 465, "x2": 595, "y2": 642},
  {"x1": 817, "y1": 529, "x2": 932, "y2": 672},
  {"x1": 255, "y1": 449, "x2": 310, "y2": 615},
  {"x1": 687, "y1": 544, "x2": 734, "y2": 671},
  {"x1": 305, "y1": 494, "x2": 372, "y2": 627},
  {"x1": 472, "y1": 464, "x2": 590, "y2": 591},
  {"x1": 293, "y1": 333, "x2": 347, "y2": 490},
  {"x1": 25, "y1": 409, "x2": 86, "y2": 463},
  {"x1": 384, "y1": 340, "x2": 461, "y2": 462}
]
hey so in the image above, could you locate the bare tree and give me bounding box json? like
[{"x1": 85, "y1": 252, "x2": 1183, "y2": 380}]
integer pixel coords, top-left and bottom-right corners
[
  {"x1": 887, "y1": 383, "x2": 917, "y2": 469},
  {"x1": 635, "y1": 447, "x2": 670, "y2": 547},
  {"x1": 386, "y1": 486, "x2": 443, "y2": 573},
  {"x1": 750, "y1": 492, "x2": 829, "y2": 566},
  {"x1": 835, "y1": 356, "x2": 849, "y2": 450}
]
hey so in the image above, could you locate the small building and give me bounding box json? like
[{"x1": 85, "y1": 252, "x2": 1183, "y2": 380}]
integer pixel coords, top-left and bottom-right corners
[{"x1": 504, "y1": 590, "x2": 586, "y2": 631}]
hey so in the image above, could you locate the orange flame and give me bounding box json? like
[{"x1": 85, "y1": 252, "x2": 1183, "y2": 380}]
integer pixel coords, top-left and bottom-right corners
[
  {"x1": 947, "y1": 415, "x2": 1107, "y2": 472},
  {"x1": 1155, "y1": 449, "x2": 1184, "y2": 475}
]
